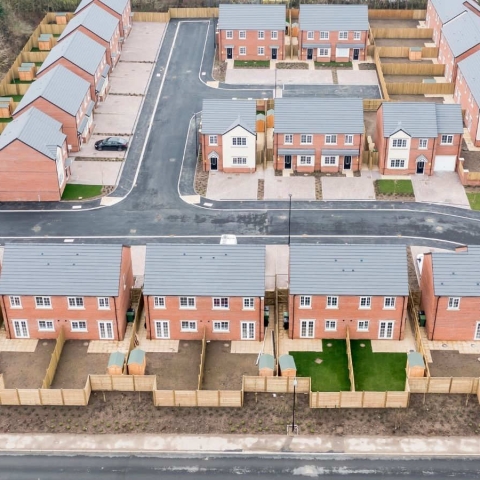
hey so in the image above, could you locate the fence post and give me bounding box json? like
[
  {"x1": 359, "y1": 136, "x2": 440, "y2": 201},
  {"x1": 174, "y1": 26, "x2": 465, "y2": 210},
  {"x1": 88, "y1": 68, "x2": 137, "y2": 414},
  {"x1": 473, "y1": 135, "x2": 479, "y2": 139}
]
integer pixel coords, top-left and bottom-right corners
[
  {"x1": 217, "y1": 390, "x2": 220, "y2": 407},
  {"x1": 264, "y1": 376, "x2": 267, "y2": 392},
  {"x1": 449, "y1": 377, "x2": 453, "y2": 393},
  {"x1": 60, "y1": 389, "x2": 65, "y2": 406},
  {"x1": 173, "y1": 390, "x2": 176, "y2": 406}
]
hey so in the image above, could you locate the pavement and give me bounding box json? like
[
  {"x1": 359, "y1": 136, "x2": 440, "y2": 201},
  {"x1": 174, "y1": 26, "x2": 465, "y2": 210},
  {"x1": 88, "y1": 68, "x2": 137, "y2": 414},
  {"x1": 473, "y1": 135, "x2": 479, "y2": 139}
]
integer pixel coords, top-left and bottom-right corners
[
  {"x1": 321, "y1": 176, "x2": 376, "y2": 201},
  {"x1": 69, "y1": 160, "x2": 122, "y2": 186}
]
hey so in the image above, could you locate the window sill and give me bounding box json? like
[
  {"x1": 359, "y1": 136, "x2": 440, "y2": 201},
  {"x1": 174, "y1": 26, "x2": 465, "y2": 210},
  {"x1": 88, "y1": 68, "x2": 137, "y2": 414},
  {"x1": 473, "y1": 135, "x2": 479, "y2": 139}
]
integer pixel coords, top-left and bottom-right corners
[
  {"x1": 68, "y1": 307, "x2": 85, "y2": 310},
  {"x1": 212, "y1": 308, "x2": 230, "y2": 311},
  {"x1": 359, "y1": 307, "x2": 371, "y2": 310},
  {"x1": 213, "y1": 331, "x2": 230, "y2": 334},
  {"x1": 326, "y1": 307, "x2": 339, "y2": 310},
  {"x1": 153, "y1": 306, "x2": 166, "y2": 309},
  {"x1": 299, "y1": 306, "x2": 312, "y2": 309},
  {"x1": 10, "y1": 307, "x2": 23, "y2": 310},
  {"x1": 181, "y1": 330, "x2": 197, "y2": 333},
  {"x1": 383, "y1": 307, "x2": 396, "y2": 310},
  {"x1": 242, "y1": 308, "x2": 255, "y2": 311},
  {"x1": 179, "y1": 307, "x2": 196, "y2": 310},
  {"x1": 36, "y1": 307, "x2": 53, "y2": 310},
  {"x1": 71, "y1": 330, "x2": 88, "y2": 333}
]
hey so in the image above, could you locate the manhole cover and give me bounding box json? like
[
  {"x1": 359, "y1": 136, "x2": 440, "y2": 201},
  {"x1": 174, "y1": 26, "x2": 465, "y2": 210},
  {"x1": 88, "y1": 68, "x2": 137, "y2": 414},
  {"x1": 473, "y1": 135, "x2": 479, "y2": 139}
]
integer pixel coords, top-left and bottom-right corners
[
  {"x1": 183, "y1": 343, "x2": 189, "y2": 347},
  {"x1": 224, "y1": 343, "x2": 229, "y2": 347},
  {"x1": 409, "y1": 349, "x2": 415, "y2": 353},
  {"x1": 43, "y1": 342, "x2": 48, "y2": 346},
  {"x1": 360, "y1": 343, "x2": 365, "y2": 348},
  {"x1": 442, "y1": 343, "x2": 448, "y2": 348},
  {"x1": 327, "y1": 343, "x2": 332, "y2": 347},
  {"x1": 83, "y1": 342, "x2": 89, "y2": 346},
  {"x1": 472, "y1": 344, "x2": 476, "y2": 348},
  {"x1": 315, "y1": 358, "x2": 323, "y2": 364},
  {"x1": 478, "y1": 358, "x2": 480, "y2": 362}
]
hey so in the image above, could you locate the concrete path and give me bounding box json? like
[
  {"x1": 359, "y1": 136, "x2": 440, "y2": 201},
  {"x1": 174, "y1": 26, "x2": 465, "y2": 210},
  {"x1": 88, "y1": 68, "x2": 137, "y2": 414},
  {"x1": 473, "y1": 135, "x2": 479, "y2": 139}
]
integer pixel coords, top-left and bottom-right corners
[
  {"x1": 337, "y1": 70, "x2": 378, "y2": 86},
  {"x1": 321, "y1": 176, "x2": 376, "y2": 201},
  {"x1": 206, "y1": 171, "x2": 261, "y2": 200},
  {"x1": 2, "y1": 433, "x2": 480, "y2": 456},
  {"x1": 109, "y1": 62, "x2": 153, "y2": 95},
  {"x1": 411, "y1": 172, "x2": 470, "y2": 208},
  {"x1": 121, "y1": 22, "x2": 167, "y2": 63},
  {"x1": 264, "y1": 168, "x2": 316, "y2": 200},
  {"x1": 69, "y1": 161, "x2": 121, "y2": 186},
  {"x1": 225, "y1": 69, "x2": 334, "y2": 85}
]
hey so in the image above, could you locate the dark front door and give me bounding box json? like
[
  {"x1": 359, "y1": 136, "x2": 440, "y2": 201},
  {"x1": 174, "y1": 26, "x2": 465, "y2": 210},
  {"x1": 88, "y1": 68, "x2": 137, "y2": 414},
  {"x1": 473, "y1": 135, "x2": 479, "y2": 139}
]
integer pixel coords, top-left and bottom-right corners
[
  {"x1": 284, "y1": 155, "x2": 292, "y2": 169},
  {"x1": 416, "y1": 161, "x2": 425, "y2": 174},
  {"x1": 353, "y1": 48, "x2": 360, "y2": 60},
  {"x1": 272, "y1": 48, "x2": 277, "y2": 60},
  {"x1": 226, "y1": 48, "x2": 233, "y2": 59},
  {"x1": 210, "y1": 157, "x2": 218, "y2": 171},
  {"x1": 307, "y1": 48, "x2": 313, "y2": 60},
  {"x1": 344, "y1": 156, "x2": 352, "y2": 170}
]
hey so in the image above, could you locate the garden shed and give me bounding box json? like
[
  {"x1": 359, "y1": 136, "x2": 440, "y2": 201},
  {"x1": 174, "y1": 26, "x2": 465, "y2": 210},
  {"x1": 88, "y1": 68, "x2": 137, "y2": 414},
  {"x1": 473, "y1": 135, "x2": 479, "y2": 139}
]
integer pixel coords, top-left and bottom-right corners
[
  {"x1": 107, "y1": 351, "x2": 125, "y2": 375},
  {"x1": 256, "y1": 113, "x2": 265, "y2": 133},
  {"x1": 18, "y1": 63, "x2": 36, "y2": 81},
  {"x1": 279, "y1": 354, "x2": 296, "y2": 377},
  {"x1": 38, "y1": 34, "x2": 54, "y2": 51},
  {"x1": 407, "y1": 351, "x2": 425, "y2": 377},
  {"x1": 258, "y1": 354, "x2": 275, "y2": 376},
  {"x1": 127, "y1": 348, "x2": 146, "y2": 375},
  {"x1": 266, "y1": 109, "x2": 274, "y2": 128}
]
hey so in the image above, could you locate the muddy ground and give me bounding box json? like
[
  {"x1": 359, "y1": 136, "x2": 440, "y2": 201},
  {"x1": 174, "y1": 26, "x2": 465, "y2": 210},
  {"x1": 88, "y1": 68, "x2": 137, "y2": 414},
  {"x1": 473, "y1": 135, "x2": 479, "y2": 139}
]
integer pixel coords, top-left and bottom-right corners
[{"x1": 429, "y1": 350, "x2": 480, "y2": 378}]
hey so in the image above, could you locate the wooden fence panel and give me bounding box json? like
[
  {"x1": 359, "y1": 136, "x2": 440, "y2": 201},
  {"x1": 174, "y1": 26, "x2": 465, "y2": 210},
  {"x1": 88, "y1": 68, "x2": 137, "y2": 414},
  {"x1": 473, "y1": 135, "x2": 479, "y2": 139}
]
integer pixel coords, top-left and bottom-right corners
[
  {"x1": 220, "y1": 391, "x2": 243, "y2": 407},
  {"x1": 0, "y1": 389, "x2": 20, "y2": 405},
  {"x1": 112, "y1": 375, "x2": 135, "y2": 391},
  {"x1": 198, "y1": 328, "x2": 207, "y2": 390},
  {"x1": 386, "y1": 82, "x2": 454, "y2": 95},
  {"x1": 421, "y1": 47, "x2": 438, "y2": 58},
  {"x1": 17, "y1": 389, "x2": 42, "y2": 405},
  {"x1": 374, "y1": 49, "x2": 390, "y2": 100},
  {"x1": 427, "y1": 377, "x2": 452, "y2": 393},
  {"x1": 39, "y1": 24, "x2": 66, "y2": 35},
  {"x1": 62, "y1": 389, "x2": 87, "y2": 406},
  {"x1": 40, "y1": 389, "x2": 64, "y2": 405},
  {"x1": 368, "y1": 9, "x2": 426, "y2": 20},
  {"x1": 363, "y1": 391, "x2": 386, "y2": 408},
  {"x1": 21, "y1": 52, "x2": 50, "y2": 63},
  {"x1": 169, "y1": 8, "x2": 219, "y2": 18},
  {"x1": 339, "y1": 391, "x2": 363, "y2": 408},
  {"x1": 450, "y1": 378, "x2": 478, "y2": 394},
  {"x1": 377, "y1": 46, "x2": 410, "y2": 58},
  {"x1": 363, "y1": 99, "x2": 382, "y2": 111},
  {"x1": 381, "y1": 63, "x2": 444, "y2": 76},
  {"x1": 408, "y1": 377, "x2": 428, "y2": 393},
  {"x1": 84, "y1": 376, "x2": 92, "y2": 401},
  {"x1": 89, "y1": 375, "x2": 113, "y2": 391},
  {"x1": 372, "y1": 28, "x2": 433, "y2": 39},
  {"x1": 243, "y1": 376, "x2": 267, "y2": 392},
  {"x1": 310, "y1": 392, "x2": 340, "y2": 408},
  {"x1": 134, "y1": 375, "x2": 156, "y2": 391},
  {"x1": 385, "y1": 391, "x2": 410, "y2": 408},
  {"x1": 42, "y1": 326, "x2": 65, "y2": 389},
  {"x1": 196, "y1": 390, "x2": 218, "y2": 406},
  {"x1": 169, "y1": 391, "x2": 197, "y2": 407},
  {"x1": 133, "y1": 12, "x2": 170, "y2": 22},
  {"x1": 346, "y1": 327, "x2": 355, "y2": 391},
  {"x1": 154, "y1": 390, "x2": 175, "y2": 407}
]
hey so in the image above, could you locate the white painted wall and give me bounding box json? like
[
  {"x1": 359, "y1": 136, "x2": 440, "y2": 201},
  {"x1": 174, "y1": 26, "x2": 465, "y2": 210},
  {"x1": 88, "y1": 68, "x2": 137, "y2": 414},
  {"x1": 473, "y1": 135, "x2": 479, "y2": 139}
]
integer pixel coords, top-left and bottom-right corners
[
  {"x1": 222, "y1": 125, "x2": 256, "y2": 169},
  {"x1": 387, "y1": 130, "x2": 411, "y2": 166}
]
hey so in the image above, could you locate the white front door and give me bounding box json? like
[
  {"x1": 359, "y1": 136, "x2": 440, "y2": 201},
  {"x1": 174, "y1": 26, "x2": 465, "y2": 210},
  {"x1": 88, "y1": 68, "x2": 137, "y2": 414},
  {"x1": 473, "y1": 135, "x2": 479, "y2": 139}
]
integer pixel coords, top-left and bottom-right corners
[
  {"x1": 241, "y1": 321, "x2": 255, "y2": 340},
  {"x1": 155, "y1": 320, "x2": 170, "y2": 339},
  {"x1": 13, "y1": 320, "x2": 29, "y2": 338},
  {"x1": 475, "y1": 322, "x2": 480, "y2": 340},
  {"x1": 98, "y1": 321, "x2": 114, "y2": 340},
  {"x1": 378, "y1": 321, "x2": 394, "y2": 339},
  {"x1": 300, "y1": 320, "x2": 315, "y2": 338}
]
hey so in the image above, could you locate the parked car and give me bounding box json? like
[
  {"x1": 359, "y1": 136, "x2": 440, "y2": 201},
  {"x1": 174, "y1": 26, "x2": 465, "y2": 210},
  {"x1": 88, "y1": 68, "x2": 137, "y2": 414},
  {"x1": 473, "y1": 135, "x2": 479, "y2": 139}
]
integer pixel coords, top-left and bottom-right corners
[{"x1": 94, "y1": 137, "x2": 129, "y2": 151}]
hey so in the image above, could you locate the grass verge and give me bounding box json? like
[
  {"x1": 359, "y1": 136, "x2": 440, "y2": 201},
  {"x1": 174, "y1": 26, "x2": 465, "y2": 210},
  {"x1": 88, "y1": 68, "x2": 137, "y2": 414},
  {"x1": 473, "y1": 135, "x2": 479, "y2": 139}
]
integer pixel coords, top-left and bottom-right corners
[
  {"x1": 375, "y1": 179, "x2": 414, "y2": 196},
  {"x1": 467, "y1": 192, "x2": 480, "y2": 210},
  {"x1": 234, "y1": 60, "x2": 270, "y2": 69},
  {"x1": 0, "y1": 118, "x2": 13, "y2": 123},
  {"x1": 62, "y1": 184, "x2": 103, "y2": 201},
  {"x1": 291, "y1": 340, "x2": 350, "y2": 392},
  {"x1": 315, "y1": 61, "x2": 352, "y2": 68},
  {"x1": 351, "y1": 340, "x2": 407, "y2": 391},
  {"x1": 12, "y1": 95, "x2": 24, "y2": 102}
]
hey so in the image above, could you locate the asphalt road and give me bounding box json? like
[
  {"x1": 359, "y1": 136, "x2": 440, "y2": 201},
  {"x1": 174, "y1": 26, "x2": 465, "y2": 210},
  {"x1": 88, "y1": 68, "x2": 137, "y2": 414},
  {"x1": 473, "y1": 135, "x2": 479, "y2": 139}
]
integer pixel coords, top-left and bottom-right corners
[
  {"x1": 2, "y1": 455, "x2": 480, "y2": 479},
  {"x1": 0, "y1": 20, "x2": 479, "y2": 248}
]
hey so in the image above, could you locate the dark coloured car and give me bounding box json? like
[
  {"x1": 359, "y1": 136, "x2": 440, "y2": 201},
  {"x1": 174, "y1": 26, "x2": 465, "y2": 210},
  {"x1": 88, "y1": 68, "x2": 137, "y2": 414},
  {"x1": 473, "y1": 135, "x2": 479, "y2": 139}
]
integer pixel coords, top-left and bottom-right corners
[{"x1": 94, "y1": 137, "x2": 129, "y2": 151}]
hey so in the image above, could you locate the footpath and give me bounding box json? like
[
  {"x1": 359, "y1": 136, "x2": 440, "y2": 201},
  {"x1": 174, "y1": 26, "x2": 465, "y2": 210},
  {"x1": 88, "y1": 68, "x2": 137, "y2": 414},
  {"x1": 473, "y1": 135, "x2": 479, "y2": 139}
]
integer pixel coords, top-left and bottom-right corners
[{"x1": 1, "y1": 434, "x2": 480, "y2": 456}]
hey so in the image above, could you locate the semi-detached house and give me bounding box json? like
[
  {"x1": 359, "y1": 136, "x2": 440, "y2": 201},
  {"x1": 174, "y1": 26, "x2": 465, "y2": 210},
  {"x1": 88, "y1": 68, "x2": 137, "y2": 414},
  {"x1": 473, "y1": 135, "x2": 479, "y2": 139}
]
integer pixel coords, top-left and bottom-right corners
[
  {"x1": 299, "y1": 4, "x2": 369, "y2": 62},
  {"x1": 143, "y1": 245, "x2": 266, "y2": 341},
  {"x1": 273, "y1": 97, "x2": 364, "y2": 173},
  {"x1": 217, "y1": 4, "x2": 286, "y2": 61},
  {"x1": 288, "y1": 245, "x2": 409, "y2": 341},
  {"x1": 12, "y1": 65, "x2": 94, "y2": 153}
]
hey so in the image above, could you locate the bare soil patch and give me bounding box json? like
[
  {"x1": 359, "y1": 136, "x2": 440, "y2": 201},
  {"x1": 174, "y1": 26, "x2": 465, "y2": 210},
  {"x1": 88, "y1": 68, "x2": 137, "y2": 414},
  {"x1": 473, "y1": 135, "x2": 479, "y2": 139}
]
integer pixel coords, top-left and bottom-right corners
[
  {"x1": 194, "y1": 152, "x2": 208, "y2": 196},
  {"x1": 358, "y1": 63, "x2": 376, "y2": 70},
  {"x1": 376, "y1": 39, "x2": 431, "y2": 48},
  {"x1": 389, "y1": 94, "x2": 444, "y2": 103},
  {"x1": 381, "y1": 58, "x2": 434, "y2": 64},
  {"x1": 364, "y1": 111, "x2": 377, "y2": 140},
  {"x1": 461, "y1": 141, "x2": 480, "y2": 172},
  {"x1": 147, "y1": 341, "x2": 201, "y2": 390},
  {"x1": 370, "y1": 19, "x2": 420, "y2": 29},
  {"x1": 202, "y1": 341, "x2": 257, "y2": 390},
  {"x1": 0, "y1": 341, "x2": 55, "y2": 388},
  {"x1": 384, "y1": 74, "x2": 431, "y2": 84},
  {"x1": 276, "y1": 62, "x2": 308, "y2": 70},
  {"x1": 429, "y1": 350, "x2": 480, "y2": 378},
  {"x1": 212, "y1": 58, "x2": 227, "y2": 83},
  {"x1": 51, "y1": 341, "x2": 109, "y2": 389}
]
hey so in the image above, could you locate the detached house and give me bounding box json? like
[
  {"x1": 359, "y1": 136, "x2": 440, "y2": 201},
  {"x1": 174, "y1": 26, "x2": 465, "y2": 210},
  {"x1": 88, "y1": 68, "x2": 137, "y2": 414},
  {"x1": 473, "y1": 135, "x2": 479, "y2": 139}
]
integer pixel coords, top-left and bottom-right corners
[
  {"x1": 0, "y1": 108, "x2": 68, "y2": 202},
  {"x1": 375, "y1": 102, "x2": 464, "y2": 175},
  {"x1": 201, "y1": 99, "x2": 256, "y2": 172},
  {"x1": 143, "y1": 245, "x2": 266, "y2": 341},
  {"x1": 217, "y1": 4, "x2": 286, "y2": 61},
  {"x1": 0, "y1": 244, "x2": 134, "y2": 341},
  {"x1": 274, "y1": 97, "x2": 364, "y2": 173},
  {"x1": 299, "y1": 4, "x2": 369, "y2": 62},
  {"x1": 37, "y1": 31, "x2": 110, "y2": 104},
  {"x1": 288, "y1": 245, "x2": 409, "y2": 341},
  {"x1": 420, "y1": 246, "x2": 480, "y2": 341},
  {"x1": 58, "y1": 4, "x2": 121, "y2": 67},
  {"x1": 13, "y1": 65, "x2": 94, "y2": 152},
  {"x1": 456, "y1": 51, "x2": 480, "y2": 147},
  {"x1": 75, "y1": 0, "x2": 132, "y2": 39}
]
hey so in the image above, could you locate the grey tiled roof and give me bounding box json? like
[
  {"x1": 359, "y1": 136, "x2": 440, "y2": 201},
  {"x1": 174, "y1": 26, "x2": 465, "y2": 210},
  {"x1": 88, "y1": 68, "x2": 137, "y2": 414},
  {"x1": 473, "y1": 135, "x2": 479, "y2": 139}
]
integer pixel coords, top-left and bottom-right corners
[
  {"x1": 202, "y1": 99, "x2": 256, "y2": 135},
  {"x1": 38, "y1": 30, "x2": 106, "y2": 76},
  {"x1": 218, "y1": 4, "x2": 286, "y2": 31},
  {"x1": 382, "y1": 102, "x2": 463, "y2": 138},
  {"x1": 274, "y1": 97, "x2": 364, "y2": 134},
  {"x1": 0, "y1": 107, "x2": 65, "y2": 160},
  {"x1": 300, "y1": 4, "x2": 369, "y2": 31},
  {"x1": 144, "y1": 244, "x2": 265, "y2": 296},
  {"x1": 430, "y1": 0, "x2": 469, "y2": 24},
  {"x1": 442, "y1": 11, "x2": 480, "y2": 57},
  {"x1": 458, "y1": 50, "x2": 480, "y2": 106},
  {"x1": 14, "y1": 65, "x2": 90, "y2": 117},
  {"x1": 0, "y1": 244, "x2": 125, "y2": 296},
  {"x1": 289, "y1": 244, "x2": 409, "y2": 296},
  {"x1": 75, "y1": 0, "x2": 129, "y2": 15},
  {"x1": 59, "y1": 4, "x2": 119, "y2": 42}
]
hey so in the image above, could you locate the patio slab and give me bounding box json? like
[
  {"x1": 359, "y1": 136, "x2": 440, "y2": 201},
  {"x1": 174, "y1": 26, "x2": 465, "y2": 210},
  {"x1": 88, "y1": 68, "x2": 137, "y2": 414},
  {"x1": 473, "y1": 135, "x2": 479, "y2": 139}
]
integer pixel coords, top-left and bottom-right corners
[
  {"x1": 264, "y1": 168, "x2": 315, "y2": 200},
  {"x1": 206, "y1": 171, "x2": 260, "y2": 200},
  {"x1": 337, "y1": 70, "x2": 378, "y2": 85},
  {"x1": 109, "y1": 62, "x2": 153, "y2": 95},
  {"x1": 69, "y1": 160, "x2": 122, "y2": 186},
  {"x1": 121, "y1": 22, "x2": 167, "y2": 63}
]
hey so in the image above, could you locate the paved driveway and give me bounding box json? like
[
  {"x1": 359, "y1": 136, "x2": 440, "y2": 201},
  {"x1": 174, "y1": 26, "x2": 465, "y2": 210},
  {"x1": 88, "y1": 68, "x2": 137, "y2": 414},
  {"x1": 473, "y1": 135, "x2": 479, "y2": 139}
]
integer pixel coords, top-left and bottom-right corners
[
  {"x1": 121, "y1": 22, "x2": 167, "y2": 62},
  {"x1": 225, "y1": 69, "x2": 333, "y2": 85},
  {"x1": 322, "y1": 176, "x2": 376, "y2": 201},
  {"x1": 337, "y1": 70, "x2": 378, "y2": 85},
  {"x1": 411, "y1": 173, "x2": 470, "y2": 208},
  {"x1": 69, "y1": 161, "x2": 121, "y2": 186},
  {"x1": 94, "y1": 95, "x2": 142, "y2": 135}
]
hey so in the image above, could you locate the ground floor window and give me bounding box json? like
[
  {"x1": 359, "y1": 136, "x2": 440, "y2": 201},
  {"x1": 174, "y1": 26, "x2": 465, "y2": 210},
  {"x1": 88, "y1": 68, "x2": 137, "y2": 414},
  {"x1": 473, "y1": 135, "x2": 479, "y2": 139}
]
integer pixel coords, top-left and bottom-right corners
[
  {"x1": 325, "y1": 320, "x2": 337, "y2": 331},
  {"x1": 322, "y1": 155, "x2": 338, "y2": 166},
  {"x1": 357, "y1": 320, "x2": 369, "y2": 332},
  {"x1": 71, "y1": 320, "x2": 87, "y2": 332},
  {"x1": 389, "y1": 159, "x2": 406, "y2": 169},
  {"x1": 241, "y1": 322, "x2": 255, "y2": 340},
  {"x1": 213, "y1": 321, "x2": 229, "y2": 332},
  {"x1": 38, "y1": 320, "x2": 55, "y2": 332},
  {"x1": 317, "y1": 48, "x2": 330, "y2": 57},
  {"x1": 181, "y1": 320, "x2": 197, "y2": 332},
  {"x1": 300, "y1": 320, "x2": 315, "y2": 338},
  {"x1": 13, "y1": 320, "x2": 29, "y2": 338},
  {"x1": 232, "y1": 157, "x2": 247, "y2": 165},
  {"x1": 299, "y1": 155, "x2": 313, "y2": 165},
  {"x1": 155, "y1": 320, "x2": 170, "y2": 338},
  {"x1": 475, "y1": 322, "x2": 480, "y2": 340},
  {"x1": 98, "y1": 321, "x2": 114, "y2": 339}
]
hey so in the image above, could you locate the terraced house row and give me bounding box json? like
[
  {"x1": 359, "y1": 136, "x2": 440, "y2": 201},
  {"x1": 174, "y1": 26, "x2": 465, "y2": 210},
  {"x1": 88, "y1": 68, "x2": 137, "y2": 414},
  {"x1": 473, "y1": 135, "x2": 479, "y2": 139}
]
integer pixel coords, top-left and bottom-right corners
[
  {"x1": 1, "y1": 243, "x2": 479, "y2": 344},
  {"x1": 0, "y1": 0, "x2": 132, "y2": 202}
]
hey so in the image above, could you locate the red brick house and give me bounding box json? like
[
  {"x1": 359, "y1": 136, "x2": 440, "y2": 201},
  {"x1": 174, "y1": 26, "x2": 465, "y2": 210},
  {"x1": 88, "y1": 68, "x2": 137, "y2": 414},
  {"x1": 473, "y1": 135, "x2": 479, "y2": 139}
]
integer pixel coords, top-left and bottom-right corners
[
  {"x1": 375, "y1": 102, "x2": 464, "y2": 175},
  {"x1": 37, "y1": 30, "x2": 110, "y2": 104},
  {"x1": 217, "y1": 4, "x2": 286, "y2": 62},
  {"x1": 456, "y1": 51, "x2": 480, "y2": 147},
  {"x1": 75, "y1": 0, "x2": 132, "y2": 39},
  {"x1": 420, "y1": 246, "x2": 480, "y2": 341},
  {"x1": 299, "y1": 4, "x2": 369, "y2": 62},
  {"x1": 0, "y1": 244, "x2": 134, "y2": 340},
  {"x1": 426, "y1": 0, "x2": 470, "y2": 45},
  {"x1": 201, "y1": 99, "x2": 257, "y2": 173},
  {"x1": 143, "y1": 245, "x2": 266, "y2": 341},
  {"x1": 13, "y1": 65, "x2": 94, "y2": 153},
  {"x1": 0, "y1": 108, "x2": 69, "y2": 202},
  {"x1": 58, "y1": 4, "x2": 121, "y2": 67},
  {"x1": 274, "y1": 97, "x2": 364, "y2": 173},
  {"x1": 288, "y1": 245, "x2": 409, "y2": 341}
]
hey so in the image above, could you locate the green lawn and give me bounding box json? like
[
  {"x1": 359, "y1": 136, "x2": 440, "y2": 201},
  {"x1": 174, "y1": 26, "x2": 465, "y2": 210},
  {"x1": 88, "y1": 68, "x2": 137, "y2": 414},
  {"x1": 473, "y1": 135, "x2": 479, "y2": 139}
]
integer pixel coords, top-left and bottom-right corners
[
  {"x1": 11, "y1": 95, "x2": 24, "y2": 102},
  {"x1": 234, "y1": 60, "x2": 270, "y2": 69},
  {"x1": 30, "y1": 47, "x2": 40, "y2": 52},
  {"x1": 10, "y1": 79, "x2": 33, "y2": 85},
  {"x1": 351, "y1": 340, "x2": 407, "y2": 391},
  {"x1": 467, "y1": 192, "x2": 480, "y2": 210},
  {"x1": 315, "y1": 61, "x2": 352, "y2": 68},
  {"x1": 375, "y1": 179, "x2": 414, "y2": 196},
  {"x1": 35, "y1": 62, "x2": 44, "y2": 67},
  {"x1": 291, "y1": 340, "x2": 350, "y2": 392},
  {"x1": 0, "y1": 118, "x2": 13, "y2": 123},
  {"x1": 61, "y1": 184, "x2": 103, "y2": 201}
]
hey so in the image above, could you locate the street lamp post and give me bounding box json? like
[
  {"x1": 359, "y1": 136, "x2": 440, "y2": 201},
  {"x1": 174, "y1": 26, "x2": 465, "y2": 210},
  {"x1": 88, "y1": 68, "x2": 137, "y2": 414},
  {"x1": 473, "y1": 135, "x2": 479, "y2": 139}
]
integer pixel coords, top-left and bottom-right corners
[
  {"x1": 288, "y1": 193, "x2": 292, "y2": 245},
  {"x1": 194, "y1": 112, "x2": 198, "y2": 158},
  {"x1": 289, "y1": 377, "x2": 298, "y2": 435}
]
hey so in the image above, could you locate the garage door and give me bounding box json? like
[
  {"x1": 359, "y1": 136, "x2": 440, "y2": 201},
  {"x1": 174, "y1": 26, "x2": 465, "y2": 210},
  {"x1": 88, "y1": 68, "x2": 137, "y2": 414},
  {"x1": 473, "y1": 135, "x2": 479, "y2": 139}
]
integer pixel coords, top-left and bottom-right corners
[{"x1": 434, "y1": 155, "x2": 456, "y2": 172}]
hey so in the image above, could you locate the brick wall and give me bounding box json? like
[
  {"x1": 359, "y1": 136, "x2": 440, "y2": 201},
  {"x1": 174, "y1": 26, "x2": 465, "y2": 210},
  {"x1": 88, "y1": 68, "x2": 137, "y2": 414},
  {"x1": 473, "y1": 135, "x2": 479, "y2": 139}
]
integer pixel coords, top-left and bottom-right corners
[
  {"x1": 425, "y1": 0, "x2": 442, "y2": 46},
  {"x1": 455, "y1": 70, "x2": 480, "y2": 147}
]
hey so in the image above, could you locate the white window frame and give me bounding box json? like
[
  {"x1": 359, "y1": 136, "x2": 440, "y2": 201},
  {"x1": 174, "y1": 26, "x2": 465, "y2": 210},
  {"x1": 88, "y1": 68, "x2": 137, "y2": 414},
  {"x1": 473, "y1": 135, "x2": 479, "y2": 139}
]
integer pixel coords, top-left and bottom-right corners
[
  {"x1": 345, "y1": 134, "x2": 354, "y2": 145},
  {"x1": 419, "y1": 138, "x2": 428, "y2": 149},
  {"x1": 71, "y1": 320, "x2": 87, "y2": 332},
  {"x1": 475, "y1": 322, "x2": 480, "y2": 341},
  {"x1": 322, "y1": 156, "x2": 338, "y2": 166},
  {"x1": 243, "y1": 297, "x2": 255, "y2": 310},
  {"x1": 354, "y1": 31, "x2": 361, "y2": 40},
  {"x1": 239, "y1": 30, "x2": 246, "y2": 39},
  {"x1": 325, "y1": 134, "x2": 337, "y2": 145},
  {"x1": 300, "y1": 319, "x2": 315, "y2": 338},
  {"x1": 327, "y1": 296, "x2": 338, "y2": 309},
  {"x1": 209, "y1": 135, "x2": 218, "y2": 146},
  {"x1": 38, "y1": 320, "x2": 55, "y2": 332},
  {"x1": 181, "y1": 320, "x2": 197, "y2": 332},
  {"x1": 284, "y1": 134, "x2": 293, "y2": 144},
  {"x1": 318, "y1": 48, "x2": 330, "y2": 57},
  {"x1": 299, "y1": 295, "x2": 311, "y2": 308},
  {"x1": 339, "y1": 31, "x2": 348, "y2": 40},
  {"x1": 300, "y1": 134, "x2": 313, "y2": 144},
  {"x1": 378, "y1": 320, "x2": 394, "y2": 339},
  {"x1": 68, "y1": 297, "x2": 84, "y2": 309},
  {"x1": 325, "y1": 320, "x2": 337, "y2": 331},
  {"x1": 258, "y1": 30, "x2": 265, "y2": 40},
  {"x1": 320, "y1": 31, "x2": 329, "y2": 39},
  {"x1": 232, "y1": 137, "x2": 247, "y2": 146},
  {"x1": 12, "y1": 320, "x2": 29, "y2": 338},
  {"x1": 271, "y1": 30, "x2": 278, "y2": 40},
  {"x1": 155, "y1": 320, "x2": 170, "y2": 339},
  {"x1": 448, "y1": 297, "x2": 460, "y2": 310},
  {"x1": 359, "y1": 296, "x2": 371, "y2": 309},
  {"x1": 179, "y1": 296, "x2": 196, "y2": 309},
  {"x1": 357, "y1": 320, "x2": 369, "y2": 332},
  {"x1": 441, "y1": 134, "x2": 453, "y2": 145},
  {"x1": 213, "y1": 297, "x2": 229, "y2": 309},
  {"x1": 257, "y1": 46, "x2": 265, "y2": 56},
  {"x1": 299, "y1": 155, "x2": 313, "y2": 165},
  {"x1": 241, "y1": 321, "x2": 255, "y2": 340},
  {"x1": 213, "y1": 321, "x2": 230, "y2": 332},
  {"x1": 97, "y1": 297, "x2": 110, "y2": 310},
  {"x1": 307, "y1": 31, "x2": 314, "y2": 40},
  {"x1": 384, "y1": 297, "x2": 396, "y2": 309},
  {"x1": 239, "y1": 46, "x2": 246, "y2": 56},
  {"x1": 232, "y1": 157, "x2": 247, "y2": 165},
  {"x1": 98, "y1": 321, "x2": 114, "y2": 340},
  {"x1": 154, "y1": 296, "x2": 165, "y2": 308},
  {"x1": 9, "y1": 296, "x2": 22, "y2": 308},
  {"x1": 35, "y1": 296, "x2": 52, "y2": 309},
  {"x1": 226, "y1": 30, "x2": 233, "y2": 39},
  {"x1": 392, "y1": 138, "x2": 408, "y2": 148},
  {"x1": 389, "y1": 159, "x2": 406, "y2": 169}
]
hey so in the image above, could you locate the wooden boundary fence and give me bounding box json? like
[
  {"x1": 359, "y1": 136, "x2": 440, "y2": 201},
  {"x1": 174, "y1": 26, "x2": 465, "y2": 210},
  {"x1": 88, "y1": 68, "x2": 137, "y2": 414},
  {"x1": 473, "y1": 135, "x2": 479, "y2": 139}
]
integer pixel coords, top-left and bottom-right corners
[
  {"x1": 41, "y1": 326, "x2": 65, "y2": 389},
  {"x1": 458, "y1": 160, "x2": 480, "y2": 187},
  {"x1": 371, "y1": 28, "x2": 433, "y2": 39},
  {"x1": 90, "y1": 374, "x2": 156, "y2": 392},
  {"x1": 374, "y1": 48, "x2": 390, "y2": 101},
  {"x1": 376, "y1": 46, "x2": 438, "y2": 58},
  {"x1": 386, "y1": 82, "x2": 454, "y2": 95},
  {"x1": 133, "y1": 11, "x2": 171, "y2": 22},
  {"x1": 408, "y1": 377, "x2": 479, "y2": 395},
  {"x1": 197, "y1": 328, "x2": 207, "y2": 390},
  {"x1": 154, "y1": 389, "x2": 243, "y2": 407},
  {"x1": 243, "y1": 376, "x2": 310, "y2": 394},
  {"x1": 368, "y1": 9, "x2": 426, "y2": 20},
  {"x1": 310, "y1": 389, "x2": 410, "y2": 408},
  {"x1": 381, "y1": 63, "x2": 444, "y2": 76},
  {"x1": 345, "y1": 327, "x2": 355, "y2": 392}
]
